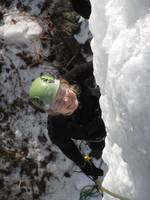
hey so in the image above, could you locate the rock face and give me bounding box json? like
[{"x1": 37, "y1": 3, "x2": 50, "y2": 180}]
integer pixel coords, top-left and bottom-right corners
[{"x1": 0, "y1": 1, "x2": 92, "y2": 200}]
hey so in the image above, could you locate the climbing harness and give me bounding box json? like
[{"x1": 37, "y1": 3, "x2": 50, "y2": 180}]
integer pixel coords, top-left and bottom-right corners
[{"x1": 79, "y1": 156, "x2": 131, "y2": 200}]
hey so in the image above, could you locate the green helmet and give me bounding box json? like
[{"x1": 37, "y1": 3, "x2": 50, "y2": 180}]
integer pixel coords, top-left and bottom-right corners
[{"x1": 29, "y1": 75, "x2": 60, "y2": 110}]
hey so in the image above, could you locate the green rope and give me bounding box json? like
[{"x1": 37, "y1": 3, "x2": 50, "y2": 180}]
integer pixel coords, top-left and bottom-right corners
[
  {"x1": 79, "y1": 184, "x2": 102, "y2": 200},
  {"x1": 79, "y1": 156, "x2": 131, "y2": 200}
]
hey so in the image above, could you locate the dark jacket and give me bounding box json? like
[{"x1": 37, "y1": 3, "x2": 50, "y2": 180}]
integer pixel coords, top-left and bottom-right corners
[
  {"x1": 71, "y1": 0, "x2": 91, "y2": 19},
  {"x1": 47, "y1": 62, "x2": 106, "y2": 166}
]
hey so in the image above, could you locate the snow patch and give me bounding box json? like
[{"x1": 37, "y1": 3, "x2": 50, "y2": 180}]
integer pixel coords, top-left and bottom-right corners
[{"x1": 0, "y1": 17, "x2": 42, "y2": 44}]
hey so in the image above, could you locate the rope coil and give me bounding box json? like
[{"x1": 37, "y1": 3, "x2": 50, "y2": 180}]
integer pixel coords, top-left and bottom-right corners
[
  {"x1": 79, "y1": 156, "x2": 131, "y2": 200},
  {"x1": 79, "y1": 155, "x2": 131, "y2": 200},
  {"x1": 79, "y1": 180, "x2": 131, "y2": 200},
  {"x1": 79, "y1": 184, "x2": 102, "y2": 200}
]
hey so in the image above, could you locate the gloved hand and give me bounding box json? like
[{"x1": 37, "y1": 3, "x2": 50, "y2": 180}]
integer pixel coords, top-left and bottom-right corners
[{"x1": 80, "y1": 160, "x2": 103, "y2": 180}]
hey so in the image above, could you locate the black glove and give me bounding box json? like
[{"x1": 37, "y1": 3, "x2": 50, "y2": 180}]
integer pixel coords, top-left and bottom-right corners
[
  {"x1": 80, "y1": 160, "x2": 103, "y2": 180},
  {"x1": 71, "y1": 0, "x2": 91, "y2": 19}
]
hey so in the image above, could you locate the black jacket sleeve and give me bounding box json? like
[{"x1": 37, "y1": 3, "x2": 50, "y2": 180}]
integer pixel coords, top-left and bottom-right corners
[
  {"x1": 50, "y1": 135, "x2": 85, "y2": 166},
  {"x1": 47, "y1": 117, "x2": 85, "y2": 166},
  {"x1": 70, "y1": 0, "x2": 91, "y2": 19},
  {"x1": 63, "y1": 61, "x2": 93, "y2": 84}
]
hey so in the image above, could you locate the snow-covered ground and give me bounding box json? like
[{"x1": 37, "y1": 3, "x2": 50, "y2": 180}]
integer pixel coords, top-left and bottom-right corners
[
  {"x1": 90, "y1": 0, "x2": 150, "y2": 199},
  {"x1": 0, "y1": 1, "x2": 96, "y2": 200}
]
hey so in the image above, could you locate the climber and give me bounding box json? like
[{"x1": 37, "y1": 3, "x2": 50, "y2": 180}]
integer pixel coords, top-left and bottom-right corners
[
  {"x1": 70, "y1": 0, "x2": 91, "y2": 19},
  {"x1": 29, "y1": 61, "x2": 106, "y2": 180}
]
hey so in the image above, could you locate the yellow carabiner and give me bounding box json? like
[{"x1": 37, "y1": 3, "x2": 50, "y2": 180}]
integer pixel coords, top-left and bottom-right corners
[{"x1": 84, "y1": 155, "x2": 92, "y2": 161}]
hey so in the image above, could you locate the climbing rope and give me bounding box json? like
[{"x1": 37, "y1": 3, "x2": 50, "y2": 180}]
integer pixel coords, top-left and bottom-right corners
[
  {"x1": 79, "y1": 178, "x2": 131, "y2": 200},
  {"x1": 79, "y1": 155, "x2": 131, "y2": 200},
  {"x1": 79, "y1": 179, "x2": 131, "y2": 200},
  {"x1": 95, "y1": 179, "x2": 131, "y2": 200},
  {"x1": 79, "y1": 156, "x2": 103, "y2": 200},
  {"x1": 79, "y1": 184, "x2": 102, "y2": 200}
]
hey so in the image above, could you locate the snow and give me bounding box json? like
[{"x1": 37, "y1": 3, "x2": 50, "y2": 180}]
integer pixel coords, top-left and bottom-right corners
[
  {"x1": 0, "y1": 2, "x2": 97, "y2": 200},
  {"x1": 74, "y1": 19, "x2": 92, "y2": 44},
  {"x1": 0, "y1": 12, "x2": 42, "y2": 44},
  {"x1": 90, "y1": 0, "x2": 150, "y2": 199}
]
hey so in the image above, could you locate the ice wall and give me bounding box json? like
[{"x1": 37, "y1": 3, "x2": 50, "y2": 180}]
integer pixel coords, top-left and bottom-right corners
[{"x1": 89, "y1": 0, "x2": 150, "y2": 199}]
